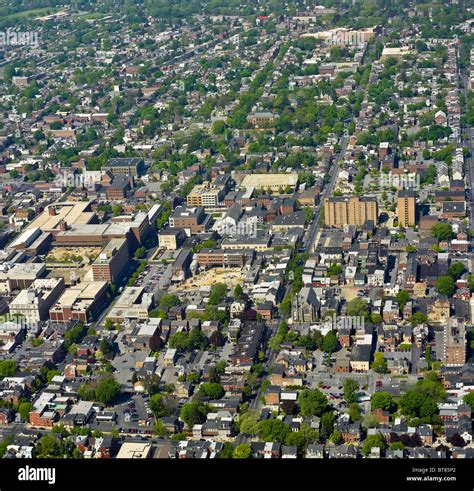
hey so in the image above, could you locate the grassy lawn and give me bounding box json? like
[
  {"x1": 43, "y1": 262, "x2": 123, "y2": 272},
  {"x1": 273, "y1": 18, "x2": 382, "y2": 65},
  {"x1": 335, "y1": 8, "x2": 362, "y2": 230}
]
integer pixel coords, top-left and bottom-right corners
[{"x1": 1, "y1": 7, "x2": 60, "y2": 21}]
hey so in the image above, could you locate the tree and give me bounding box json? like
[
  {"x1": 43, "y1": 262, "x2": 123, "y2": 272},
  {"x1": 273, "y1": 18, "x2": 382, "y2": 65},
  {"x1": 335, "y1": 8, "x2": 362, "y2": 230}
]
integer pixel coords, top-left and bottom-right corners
[
  {"x1": 298, "y1": 389, "x2": 327, "y2": 417},
  {"x1": 0, "y1": 435, "x2": 13, "y2": 458},
  {"x1": 322, "y1": 330, "x2": 338, "y2": 353},
  {"x1": 208, "y1": 283, "x2": 227, "y2": 305},
  {"x1": 220, "y1": 442, "x2": 234, "y2": 459},
  {"x1": 371, "y1": 353, "x2": 388, "y2": 374},
  {"x1": 199, "y1": 383, "x2": 224, "y2": 400},
  {"x1": 239, "y1": 411, "x2": 259, "y2": 435},
  {"x1": 36, "y1": 435, "x2": 62, "y2": 457},
  {"x1": 233, "y1": 284, "x2": 244, "y2": 300},
  {"x1": 437, "y1": 275, "x2": 455, "y2": 297},
  {"x1": 449, "y1": 262, "x2": 465, "y2": 280},
  {"x1": 0, "y1": 360, "x2": 16, "y2": 379},
  {"x1": 329, "y1": 430, "x2": 342, "y2": 444},
  {"x1": 150, "y1": 394, "x2": 169, "y2": 418},
  {"x1": 396, "y1": 290, "x2": 410, "y2": 311},
  {"x1": 348, "y1": 403, "x2": 362, "y2": 422},
  {"x1": 95, "y1": 378, "x2": 121, "y2": 405},
  {"x1": 257, "y1": 419, "x2": 290, "y2": 442},
  {"x1": 159, "y1": 294, "x2": 181, "y2": 310},
  {"x1": 320, "y1": 412, "x2": 335, "y2": 438},
  {"x1": 399, "y1": 373, "x2": 446, "y2": 422},
  {"x1": 411, "y1": 312, "x2": 428, "y2": 327},
  {"x1": 345, "y1": 298, "x2": 369, "y2": 318},
  {"x1": 343, "y1": 379, "x2": 359, "y2": 404},
  {"x1": 363, "y1": 434, "x2": 386, "y2": 457},
  {"x1": 284, "y1": 431, "x2": 308, "y2": 452},
  {"x1": 212, "y1": 120, "x2": 226, "y2": 135},
  {"x1": 18, "y1": 402, "x2": 33, "y2": 421},
  {"x1": 371, "y1": 392, "x2": 397, "y2": 413},
  {"x1": 448, "y1": 433, "x2": 466, "y2": 448},
  {"x1": 390, "y1": 441, "x2": 405, "y2": 451},
  {"x1": 143, "y1": 373, "x2": 160, "y2": 395},
  {"x1": 180, "y1": 402, "x2": 208, "y2": 429},
  {"x1": 431, "y1": 222, "x2": 455, "y2": 241},
  {"x1": 209, "y1": 330, "x2": 225, "y2": 347},
  {"x1": 281, "y1": 400, "x2": 298, "y2": 415},
  {"x1": 153, "y1": 419, "x2": 169, "y2": 437},
  {"x1": 100, "y1": 339, "x2": 115, "y2": 360},
  {"x1": 463, "y1": 392, "x2": 474, "y2": 411},
  {"x1": 233, "y1": 443, "x2": 252, "y2": 459},
  {"x1": 134, "y1": 247, "x2": 146, "y2": 259},
  {"x1": 78, "y1": 376, "x2": 121, "y2": 405}
]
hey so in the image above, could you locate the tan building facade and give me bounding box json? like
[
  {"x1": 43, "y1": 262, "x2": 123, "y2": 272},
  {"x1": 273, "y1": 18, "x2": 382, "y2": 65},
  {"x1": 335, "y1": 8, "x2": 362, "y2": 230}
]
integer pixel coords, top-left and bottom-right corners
[
  {"x1": 324, "y1": 196, "x2": 378, "y2": 227},
  {"x1": 397, "y1": 190, "x2": 416, "y2": 227}
]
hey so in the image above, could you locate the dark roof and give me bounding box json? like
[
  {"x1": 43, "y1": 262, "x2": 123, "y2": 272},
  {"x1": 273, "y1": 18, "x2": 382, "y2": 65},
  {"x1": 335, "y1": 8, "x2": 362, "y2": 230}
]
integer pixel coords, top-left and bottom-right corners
[{"x1": 350, "y1": 344, "x2": 372, "y2": 362}]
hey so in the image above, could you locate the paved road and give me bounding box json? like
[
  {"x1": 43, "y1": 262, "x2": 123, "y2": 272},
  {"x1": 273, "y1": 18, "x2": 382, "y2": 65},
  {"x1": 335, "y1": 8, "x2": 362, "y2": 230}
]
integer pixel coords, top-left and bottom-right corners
[
  {"x1": 303, "y1": 135, "x2": 349, "y2": 253},
  {"x1": 460, "y1": 46, "x2": 474, "y2": 226}
]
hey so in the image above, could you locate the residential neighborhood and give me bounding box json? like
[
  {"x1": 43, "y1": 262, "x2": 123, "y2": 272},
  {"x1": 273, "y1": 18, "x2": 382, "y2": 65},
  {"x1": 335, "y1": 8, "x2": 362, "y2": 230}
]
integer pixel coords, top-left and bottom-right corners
[{"x1": 0, "y1": 0, "x2": 473, "y2": 472}]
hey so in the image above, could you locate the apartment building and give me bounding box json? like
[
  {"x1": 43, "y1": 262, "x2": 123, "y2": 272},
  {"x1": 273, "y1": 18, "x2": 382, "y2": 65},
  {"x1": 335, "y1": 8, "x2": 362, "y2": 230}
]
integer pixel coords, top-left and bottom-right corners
[
  {"x1": 397, "y1": 190, "x2": 416, "y2": 227},
  {"x1": 444, "y1": 317, "x2": 466, "y2": 367},
  {"x1": 324, "y1": 196, "x2": 378, "y2": 227}
]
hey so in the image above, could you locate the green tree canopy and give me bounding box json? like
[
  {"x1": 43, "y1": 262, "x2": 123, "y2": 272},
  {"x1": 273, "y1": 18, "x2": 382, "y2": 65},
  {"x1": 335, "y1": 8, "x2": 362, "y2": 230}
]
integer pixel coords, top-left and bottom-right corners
[
  {"x1": 371, "y1": 392, "x2": 397, "y2": 413},
  {"x1": 233, "y1": 443, "x2": 251, "y2": 459},
  {"x1": 180, "y1": 402, "x2": 208, "y2": 429},
  {"x1": 362, "y1": 434, "x2": 386, "y2": 457},
  {"x1": 298, "y1": 389, "x2": 327, "y2": 417},
  {"x1": 431, "y1": 222, "x2": 455, "y2": 241},
  {"x1": 436, "y1": 275, "x2": 456, "y2": 297}
]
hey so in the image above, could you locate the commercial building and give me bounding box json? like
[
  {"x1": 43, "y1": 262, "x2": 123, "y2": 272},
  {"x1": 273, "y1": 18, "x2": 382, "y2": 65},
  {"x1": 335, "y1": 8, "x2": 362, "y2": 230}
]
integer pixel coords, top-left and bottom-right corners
[
  {"x1": 116, "y1": 442, "x2": 152, "y2": 459},
  {"x1": 106, "y1": 287, "x2": 153, "y2": 322},
  {"x1": 102, "y1": 158, "x2": 144, "y2": 177},
  {"x1": 195, "y1": 249, "x2": 254, "y2": 268},
  {"x1": 55, "y1": 212, "x2": 151, "y2": 250},
  {"x1": 324, "y1": 196, "x2": 378, "y2": 227},
  {"x1": 0, "y1": 262, "x2": 46, "y2": 293},
  {"x1": 187, "y1": 183, "x2": 226, "y2": 208},
  {"x1": 9, "y1": 278, "x2": 65, "y2": 323},
  {"x1": 380, "y1": 46, "x2": 412, "y2": 61},
  {"x1": 158, "y1": 228, "x2": 187, "y2": 250},
  {"x1": 49, "y1": 281, "x2": 109, "y2": 323},
  {"x1": 91, "y1": 238, "x2": 129, "y2": 283},
  {"x1": 241, "y1": 173, "x2": 298, "y2": 193},
  {"x1": 169, "y1": 206, "x2": 211, "y2": 235}
]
